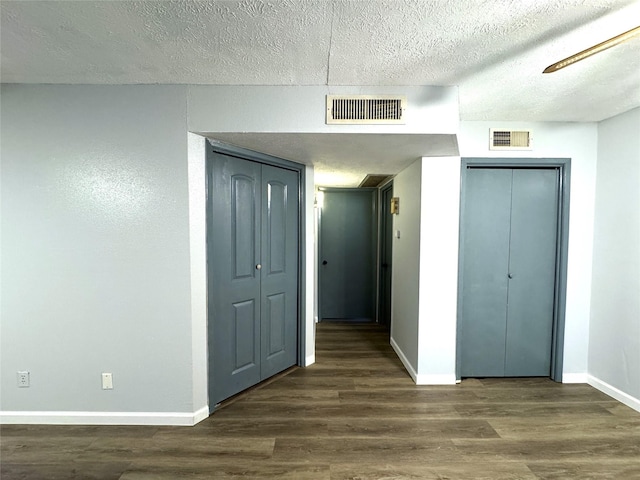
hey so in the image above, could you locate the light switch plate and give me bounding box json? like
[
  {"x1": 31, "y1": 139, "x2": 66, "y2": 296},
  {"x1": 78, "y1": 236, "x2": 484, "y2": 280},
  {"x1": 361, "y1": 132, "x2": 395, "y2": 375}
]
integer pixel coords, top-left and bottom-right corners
[{"x1": 102, "y1": 373, "x2": 113, "y2": 390}]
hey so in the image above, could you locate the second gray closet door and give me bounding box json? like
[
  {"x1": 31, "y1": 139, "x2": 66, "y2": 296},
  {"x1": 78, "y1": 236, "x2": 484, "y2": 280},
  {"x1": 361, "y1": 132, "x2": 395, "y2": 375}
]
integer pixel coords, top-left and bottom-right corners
[{"x1": 460, "y1": 167, "x2": 559, "y2": 377}]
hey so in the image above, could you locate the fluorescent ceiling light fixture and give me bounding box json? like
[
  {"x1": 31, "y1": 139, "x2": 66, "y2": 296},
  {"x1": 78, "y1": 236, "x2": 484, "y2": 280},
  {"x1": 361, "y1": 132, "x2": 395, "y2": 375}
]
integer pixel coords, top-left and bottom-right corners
[{"x1": 543, "y1": 25, "x2": 640, "y2": 73}]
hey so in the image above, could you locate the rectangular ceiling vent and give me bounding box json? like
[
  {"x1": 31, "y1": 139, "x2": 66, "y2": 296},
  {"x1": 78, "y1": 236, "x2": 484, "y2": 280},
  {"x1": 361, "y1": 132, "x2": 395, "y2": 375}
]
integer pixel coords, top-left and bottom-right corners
[
  {"x1": 326, "y1": 95, "x2": 406, "y2": 125},
  {"x1": 490, "y1": 129, "x2": 532, "y2": 150}
]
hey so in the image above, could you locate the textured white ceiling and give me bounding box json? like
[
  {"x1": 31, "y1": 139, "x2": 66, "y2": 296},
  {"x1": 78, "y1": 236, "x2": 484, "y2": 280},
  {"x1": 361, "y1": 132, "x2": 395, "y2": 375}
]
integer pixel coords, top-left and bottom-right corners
[
  {"x1": 2, "y1": 0, "x2": 639, "y2": 121},
  {"x1": 2, "y1": 0, "x2": 639, "y2": 185}
]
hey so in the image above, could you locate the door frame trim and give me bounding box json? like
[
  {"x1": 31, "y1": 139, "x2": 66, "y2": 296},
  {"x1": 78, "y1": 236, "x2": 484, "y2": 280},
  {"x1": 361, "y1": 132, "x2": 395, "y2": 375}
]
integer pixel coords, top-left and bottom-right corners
[
  {"x1": 456, "y1": 157, "x2": 571, "y2": 382},
  {"x1": 378, "y1": 181, "x2": 394, "y2": 327},
  {"x1": 206, "y1": 139, "x2": 308, "y2": 370}
]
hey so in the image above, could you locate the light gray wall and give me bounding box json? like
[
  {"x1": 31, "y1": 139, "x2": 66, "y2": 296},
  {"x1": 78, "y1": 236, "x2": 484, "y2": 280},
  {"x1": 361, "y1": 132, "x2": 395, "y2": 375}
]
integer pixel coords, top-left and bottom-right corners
[
  {"x1": 416, "y1": 157, "x2": 460, "y2": 383},
  {"x1": 187, "y1": 133, "x2": 209, "y2": 418},
  {"x1": 188, "y1": 85, "x2": 459, "y2": 134},
  {"x1": 8, "y1": 82, "x2": 631, "y2": 419},
  {"x1": 185, "y1": 84, "x2": 458, "y2": 377},
  {"x1": 390, "y1": 156, "x2": 460, "y2": 385},
  {"x1": 589, "y1": 107, "x2": 640, "y2": 406},
  {"x1": 459, "y1": 121, "x2": 599, "y2": 381},
  {"x1": 3, "y1": 84, "x2": 444, "y2": 422},
  {"x1": 390, "y1": 159, "x2": 421, "y2": 376},
  {"x1": 0, "y1": 85, "x2": 193, "y2": 414},
  {"x1": 303, "y1": 166, "x2": 317, "y2": 366}
]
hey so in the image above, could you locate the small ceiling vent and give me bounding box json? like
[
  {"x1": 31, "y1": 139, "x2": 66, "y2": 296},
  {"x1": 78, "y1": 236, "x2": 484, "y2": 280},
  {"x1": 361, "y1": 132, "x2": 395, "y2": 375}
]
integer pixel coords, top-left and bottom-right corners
[
  {"x1": 490, "y1": 129, "x2": 532, "y2": 150},
  {"x1": 359, "y1": 174, "x2": 393, "y2": 188},
  {"x1": 327, "y1": 95, "x2": 406, "y2": 125}
]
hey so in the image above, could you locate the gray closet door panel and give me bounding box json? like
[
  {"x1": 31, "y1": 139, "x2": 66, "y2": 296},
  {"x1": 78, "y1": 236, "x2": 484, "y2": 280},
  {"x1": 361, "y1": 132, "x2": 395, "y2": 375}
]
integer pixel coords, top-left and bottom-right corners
[
  {"x1": 265, "y1": 293, "x2": 286, "y2": 358},
  {"x1": 460, "y1": 169, "x2": 512, "y2": 377},
  {"x1": 505, "y1": 169, "x2": 558, "y2": 376},
  {"x1": 260, "y1": 164, "x2": 299, "y2": 378},
  {"x1": 209, "y1": 153, "x2": 262, "y2": 405}
]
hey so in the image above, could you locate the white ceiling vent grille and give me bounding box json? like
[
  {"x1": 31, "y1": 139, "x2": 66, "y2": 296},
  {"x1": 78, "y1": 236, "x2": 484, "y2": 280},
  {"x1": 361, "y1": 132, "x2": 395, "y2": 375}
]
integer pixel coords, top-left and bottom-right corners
[
  {"x1": 490, "y1": 129, "x2": 532, "y2": 150},
  {"x1": 326, "y1": 95, "x2": 406, "y2": 125}
]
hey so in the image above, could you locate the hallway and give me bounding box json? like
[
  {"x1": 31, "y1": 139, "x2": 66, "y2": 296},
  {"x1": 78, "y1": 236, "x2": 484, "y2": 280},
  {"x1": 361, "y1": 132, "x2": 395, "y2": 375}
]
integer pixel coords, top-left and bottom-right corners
[{"x1": 2, "y1": 322, "x2": 639, "y2": 479}]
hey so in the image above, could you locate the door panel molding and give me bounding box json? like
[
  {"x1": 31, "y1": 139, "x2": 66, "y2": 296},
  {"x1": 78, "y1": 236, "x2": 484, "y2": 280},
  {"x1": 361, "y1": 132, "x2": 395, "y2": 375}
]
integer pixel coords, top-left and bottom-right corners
[
  {"x1": 232, "y1": 299, "x2": 257, "y2": 373},
  {"x1": 266, "y1": 180, "x2": 288, "y2": 275},
  {"x1": 231, "y1": 174, "x2": 258, "y2": 279},
  {"x1": 265, "y1": 292, "x2": 286, "y2": 358},
  {"x1": 456, "y1": 157, "x2": 571, "y2": 382}
]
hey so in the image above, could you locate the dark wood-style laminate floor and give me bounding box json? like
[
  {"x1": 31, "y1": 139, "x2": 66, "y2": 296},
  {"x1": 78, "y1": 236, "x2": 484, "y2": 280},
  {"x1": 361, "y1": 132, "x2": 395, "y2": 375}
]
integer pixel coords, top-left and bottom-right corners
[{"x1": 2, "y1": 322, "x2": 639, "y2": 479}]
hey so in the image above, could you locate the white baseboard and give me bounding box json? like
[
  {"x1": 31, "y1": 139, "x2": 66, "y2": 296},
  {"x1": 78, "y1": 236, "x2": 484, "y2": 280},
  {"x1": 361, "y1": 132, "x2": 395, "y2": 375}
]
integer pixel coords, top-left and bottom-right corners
[
  {"x1": 192, "y1": 406, "x2": 210, "y2": 425},
  {"x1": 561, "y1": 373, "x2": 588, "y2": 383},
  {"x1": 415, "y1": 373, "x2": 457, "y2": 385},
  {"x1": 390, "y1": 337, "x2": 456, "y2": 385},
  {"x1": 305, "y1": 353, "x2": 316, "y2": 367},
  {"x1": 390, "y1": 337, "x2": 418, "y2": 383},
  {"x1": 587, "y1": 375, "x2": 640, "y2": 413},
  {"x1": 1, "y1": 407, "x2": 210, "y2": 426}
]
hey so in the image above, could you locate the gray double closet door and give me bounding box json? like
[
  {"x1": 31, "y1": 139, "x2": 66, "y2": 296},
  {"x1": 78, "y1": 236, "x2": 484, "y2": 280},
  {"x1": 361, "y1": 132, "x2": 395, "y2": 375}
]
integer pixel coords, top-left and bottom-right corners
[
  {"x1": 460, "y1": 167, "x2": 559, "y2": 377},
  {"x1": 207, "y1": 151, "x2": 299, "y2": 406}
]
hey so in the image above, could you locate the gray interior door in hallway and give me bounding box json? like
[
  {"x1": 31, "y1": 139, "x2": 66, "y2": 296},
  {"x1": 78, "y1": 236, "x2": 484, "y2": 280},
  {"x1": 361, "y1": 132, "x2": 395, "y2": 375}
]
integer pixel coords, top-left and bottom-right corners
[
  {"x1": 207, "y1": 150, "x2": 299, "y2": 407},
  {"x1": 319, "y1": 188, "x2": 377, "y2": 322},
  {"x1": 459, "y1": 166, "x2": 561, "y2": 378}
]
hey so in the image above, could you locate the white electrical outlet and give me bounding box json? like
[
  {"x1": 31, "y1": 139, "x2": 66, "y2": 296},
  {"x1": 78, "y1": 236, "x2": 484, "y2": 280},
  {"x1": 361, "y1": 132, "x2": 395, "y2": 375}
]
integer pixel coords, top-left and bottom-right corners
[
  {"x1": 101, "y1": 373, "x2": 113, "y2": 390},
  {"x1": 17, "y1": 371, "x2": 30, "y2": 388}
]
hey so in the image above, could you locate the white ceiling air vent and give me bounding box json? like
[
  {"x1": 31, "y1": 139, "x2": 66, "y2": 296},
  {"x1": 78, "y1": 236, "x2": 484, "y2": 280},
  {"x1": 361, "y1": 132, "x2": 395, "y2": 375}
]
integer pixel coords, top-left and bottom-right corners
[
  {"x1": 489, "y1": 129, "x2": 532, "y2": 150},
  {"x1": 326, "y1": 95, "x2": 406, "y2": 125}
]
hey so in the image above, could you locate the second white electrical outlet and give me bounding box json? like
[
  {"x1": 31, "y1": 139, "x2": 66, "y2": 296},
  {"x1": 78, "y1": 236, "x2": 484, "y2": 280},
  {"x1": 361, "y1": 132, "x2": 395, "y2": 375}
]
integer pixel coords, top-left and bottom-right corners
[
  {"x1": 17, "y1": 371, "x2": 30, "y2": 388},
  {"x1": 101, "y1": 373, "x2": 113, "y2": 390}
]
